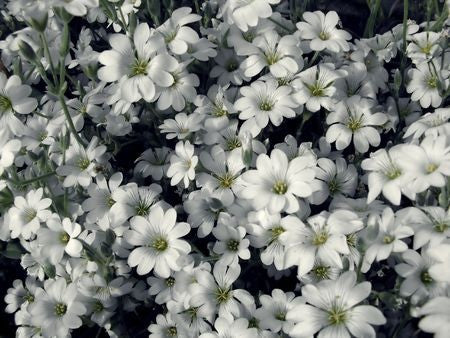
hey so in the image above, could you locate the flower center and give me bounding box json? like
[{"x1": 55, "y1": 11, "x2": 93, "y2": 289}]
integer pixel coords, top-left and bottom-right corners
[
  {"x1": 93, "y1": 301, "x2": 104, "y2": 313},
  {"x1": 347, "y1": 116, "x2": 363, "y2": 132},
  {"x1": 319, "y1": 31, "x2": 330, "y2": 40},
  {"x1": 312, "y1": 265, "x2": 330, "y2": 280},
  {"x1": 0, "y1": 95, "x2": 12, "y2": 113},
  {"x1": 420, "y1": 270, "x2": 433, "y2": 285},
  {"x1": 248, "y1": 317, "x2": 259, "y2": 328},
  {"x1": 308, "y1": 83, "x2": 324, "y2": 97},
  {"x1": 426, "y1": 163, "x2": 438, "y2": 173},
  {"x1": 151, "y1": 237, "x2": 168, "y2": 252},
  {"x1": 312, "y1": 231, "x2": 328, "y2": 246},
  {"x1": 272, "y1": 181, "x2": 288, "y2": 195},
  {"x1": 131, "y1": 59, "x2": 148, "y2": 77},
  {"x1": 383, "y1": 235, "x2": 394, "y2": 244},
  {"x1": 226, "y1": 59, "x2": 238, "y2": 72},
  {"x1": 39, "y1": 132, "x2": 48, "y2": 142},
  {"x1": 60, "y1": 232, "x2": 70, "y2": 244},
  {"x1": 54, "y1": 302, "x2": 67, "y2": 316},
  {"x1": 218, "y1": 172, "x2": 235, "y2": 188},
  {"x1": 227, "y1": 239, "x2": 240, "y2": 252},
  {"x1": 24, "y1": 208, "x2": 37, "y2": 223},
  {"x1": 265, "y1": 50, "x2": 280, "y2": 65},
  {"x1": 77, "y1": 157, "x2": 90, "y2": 170},
  {"x1": 346, "y1": 233, "x2": 357, "y2": 247},
  {"x1": 242, "y1": 31, "x2": 255, "y2": 42},
  {"x1": 328, "y1": 179, "x2": 341, "y2": 195},
  {"x1": 106, "y1": 196, "x2": 115, "y2": 208},
  {"x1": 226, "y1": 137, "x2": 242, "y2": 151},
  {"x1": 259, "y1": 100, "x2": 274, "y2": 111},
  {"x1": 23, "y1": 292, "x2": 34, "y2": 303},
  {"x1": 165, "y1": 276, "x2": 176, "y2": 287},
  {"x1": 166, "y1": 326, "x2": 177, "y2": 336},
  {"x1": 269, "y1": 226, "x2": 285, "y2": 243},
  {"x1": 385, "y1": 167, "x2": 402, "y2": 180},
  {"x1": 328, "y1": 307, "x2": 346, "y2": 325},
  {"x1": 215, "y1": 286, "x2": 231, "y2": 304},
  {"x1": 433, "y1": 222, "x2": 448, "y2": 233},
  {"x1": 275, "y1": 311, "x2": 286, "y2": 321},
  {"x1": 427, "y1": 76, "x2": 438, "y2": 89},
  {"x1": 421, "y1": 43, "x2": 432, "y2": 55},
  {"x1": 135, "y1": 200, "x2": 151, "y2": 216},
  {"x1": 213, "y1": 105, "x2": 228, "y2": 117}
]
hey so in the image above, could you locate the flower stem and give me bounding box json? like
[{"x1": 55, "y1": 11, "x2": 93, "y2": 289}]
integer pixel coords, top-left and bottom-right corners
[
  {"x1": 400, "y1": 0, "x2": 409, "y2": 87},
  {"x1": 267, "y1": 17, "x2": 294, "y2": 34},
  {"x1": 7, "y1": 171, "x2": 56, "y2": 186},
  {"x1": 58, "y1": 93, "x2": 86, "y2": 147},
  {"x1": 307, "y1": 51, "x2": 320, "y2": 67}
]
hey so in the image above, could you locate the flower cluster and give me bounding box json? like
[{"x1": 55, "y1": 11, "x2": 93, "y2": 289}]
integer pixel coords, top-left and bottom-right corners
[{"x1": 0, "y1": 0, "x2": 449, "y2": 337}]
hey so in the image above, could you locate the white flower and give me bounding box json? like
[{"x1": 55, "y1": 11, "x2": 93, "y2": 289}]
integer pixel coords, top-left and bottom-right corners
[
  {"x1": 222, "y1": 0, "x2": 281, "y2": 32},
  {"x1": 194, "y1": 85, "x2": 236, "y2": 131},
  {"x1": 52, "y1": 0, "x2": 99, "y2": 16},
  {"x1": 0, "y1": 137, "x2": 21, "y2": 175},
  {"x1": 247, "y1": 210, "x2": 301, "y2": 270},
  {"x1": 210, "y1": 48, "x2": 250, "y2": 86},
  {"x1": 396, "y1": 135, "x2": 450, "y2": 194},
  {"x1": 82, "y1": 173, "x2": 123, "y2": 225},
  {"x1": 361, "y1": 207, "x2": 414, "y2": 273},
  {"x1": 240, "y1": 149, "x2": 316, "y2": 214},
  {"x1": 326, "y1": 96, "x2": 388, "y2": 153},
  {"x1": 287, "y1": 271, "x2": 386, "y2": 338},
  {"x1": 292, "y1": 63, "x2": 342, "y2": 112},
  {"x1": 296, "y1": 11, "x2": 351, "y2": 52},
  {"x1": 8, "y1": 188, "x2": 52, "y2": 240},
  {"x1": 5, "y1": 277, "x2": 39, "y2": 313},
  {"x1": 236, "y1": 79, "x2": 299, "y2": 136},
  {"x1": 37, "y1": 216, "x2": 83, "y2": 264},
  {"x1": 255, "y1": 289, "x2": 304, "y2": 334},
  {"x1": 124, "y1": 206, "x2": 191, "y2": 277},
  {"x1": 135, "y1": 147, "x2": 171, "y2": 181},
  {"x1": 199, "y1": 317, "x2": 257, "y2": 338},
  {"x1": 417, "y1": 296, "x2": 450, "y2": 338},
  {"x1": 212, "y1": 213, "x2": 250, "y2": 266},
  {"x1": 159, "y1": 113, "x2": 204, "y2": 140},
  {"x1": 197, "y1": 145, "x2": 245, "y2": 205},
  {"x1": 167, "y1": 140, "x2": 198, "y2": 188},
  {"x1": 0, "y1": 73, "x2": 37, "y2": 137},
  {"x1": 98, "y1": 23, "x2": 178, "y2": 103},
  {"x1": 56, "y1": 136, "x2": 107, "y2": 188},
  {"x1": 310, "y1": 157, "x2": 358, "y2": 204},
  {"x1": 406, "y1": 59, "x2": 448, "y2": 108},
  {"x1": 403, "y1": 107, "x2": 450, "y2": 140},
  {"x1": 239, "y1": 30, "x2": 301, "y2": 78},
  {"x1": 156, "y1": 61, "x2": 200, "y2": 111},
  {"x1": 407, "y1": 31, "x2": 442, "y2": 65},
  {"x1": 395, "y1": 249, "x2": 447, "y2": 304},
  {"x1": 282, "y1": 210, "x2": 363, "y2": 276},
  {"x1": 361, "y1": 146, "x2": 414, "y2": 205},
  {"x1": 405, "y1": 206, "x2": 450, "y2": 250},
  {"x1": 29, "y1": 278, "x2": 86, "y2": 337},
  {"x1": 157, "y1": 7, "x2": 201, "y2": 55},
  {"x1": 109, "y1": 182, "x2": 162, "y2": 226},
  {"x1": 189, "y1": 262, "x2": 252, "y2": 322},
  {"x1": 148, "y1": 313, "x2": 190, "y2": 338}
]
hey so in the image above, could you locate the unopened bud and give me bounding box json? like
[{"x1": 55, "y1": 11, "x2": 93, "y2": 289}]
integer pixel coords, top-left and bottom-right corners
[{"x1": 18, "y1": 40, "x2": 38, "y2": 63}]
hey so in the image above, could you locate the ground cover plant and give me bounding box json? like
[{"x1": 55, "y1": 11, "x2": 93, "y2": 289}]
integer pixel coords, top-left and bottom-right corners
[{"x1": 0, "y1": 0, "x2": 449, "y2": 337}]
